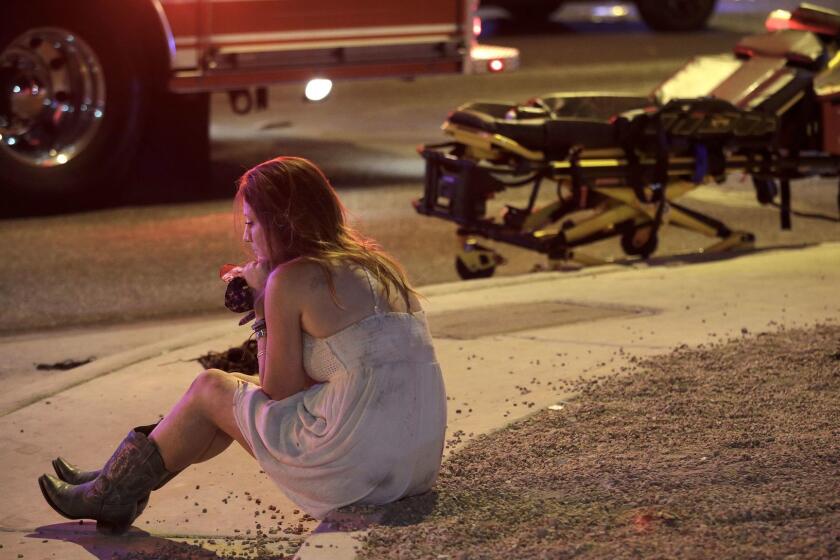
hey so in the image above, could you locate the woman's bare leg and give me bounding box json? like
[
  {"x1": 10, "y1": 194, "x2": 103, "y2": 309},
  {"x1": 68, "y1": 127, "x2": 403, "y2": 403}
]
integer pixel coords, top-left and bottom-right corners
[
  {"x1": 194, "y1": 430, "x2": 233, "y2": 463},
  {"x1": 149, "y1": 369, "x2": 254, "y2": 472},
  {"x1": 193, "y1": 372, "x2": 261, "y2": 462}
]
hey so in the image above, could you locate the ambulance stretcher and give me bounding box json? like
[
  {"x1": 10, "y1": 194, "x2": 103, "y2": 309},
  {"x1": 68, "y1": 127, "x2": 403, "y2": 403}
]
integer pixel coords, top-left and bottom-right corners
[{"x1": 416, "y1": 4, "x2": 840, "y2": 278}]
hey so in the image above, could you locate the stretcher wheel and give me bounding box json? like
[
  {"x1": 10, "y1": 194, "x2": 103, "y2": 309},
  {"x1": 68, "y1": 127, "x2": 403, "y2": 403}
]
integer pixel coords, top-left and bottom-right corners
[
  {"x1": 753, "y1": 178, "x2": 778, "y2": 205},
  {"x1": 620, "y1": 225, "x2": 658, "y2": 258},
  {"x1": 455, "y1": 240, "x2": 502, "y2": 280},
  {"x1": 456, "y1": 255, "x2": 496, "y2": 280}
]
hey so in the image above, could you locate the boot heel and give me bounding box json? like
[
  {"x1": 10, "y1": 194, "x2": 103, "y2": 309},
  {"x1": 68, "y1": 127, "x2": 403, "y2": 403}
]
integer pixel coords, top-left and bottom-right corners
[
  {"x1": 96, "y1": 503, "x2": 137, "y2": 535},
  {"x1": 96, "y1": 519, "x2": 132, "y2": 535}
]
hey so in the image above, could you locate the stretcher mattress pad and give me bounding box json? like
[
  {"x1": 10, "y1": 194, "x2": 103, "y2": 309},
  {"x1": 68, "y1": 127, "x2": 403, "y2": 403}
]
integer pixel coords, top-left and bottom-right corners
[
  {"x1": 735, "y1": 29, "x2": 826, "y2": 65},
  {"x1": 449, "y1": 96, "x2": 778, "y2": 158}
]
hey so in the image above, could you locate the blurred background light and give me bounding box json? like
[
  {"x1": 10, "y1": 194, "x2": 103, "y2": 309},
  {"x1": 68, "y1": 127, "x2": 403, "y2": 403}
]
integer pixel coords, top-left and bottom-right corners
[
  {"x1": 473, "y1": 16, "x2": 483, "y2": 37},
  {"x1": 305, "y1": 78, "x2": 333, "y2": 102},
  {"x1": 488, "y1": 58, "x2": 505, "y2": 72}
]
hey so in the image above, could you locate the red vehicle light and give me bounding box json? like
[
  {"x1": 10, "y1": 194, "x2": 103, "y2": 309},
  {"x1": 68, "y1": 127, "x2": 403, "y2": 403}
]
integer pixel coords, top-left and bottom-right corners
[{"x1": 488, "y1": 59, "x2": 504, "y2": 73}]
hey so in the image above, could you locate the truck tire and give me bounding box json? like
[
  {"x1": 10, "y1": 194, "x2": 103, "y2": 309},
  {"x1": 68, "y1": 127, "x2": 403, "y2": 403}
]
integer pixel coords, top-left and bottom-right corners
[
  {"x1": 494, "y1": 1, "x2": 560, "y2": 23},
  {"x1": 635, "y1": 0, "x2": 717, "y2": 32},
  {"x1": 0, "y1": 1, "x2": 155, "y2": 213}
]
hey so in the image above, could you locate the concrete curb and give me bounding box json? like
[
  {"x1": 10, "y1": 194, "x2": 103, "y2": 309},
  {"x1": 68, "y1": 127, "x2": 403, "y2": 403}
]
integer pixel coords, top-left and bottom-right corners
[
  {"x1": 1, "y1": 243, "x2": 824, "y2": 418},
  {"x1": 1, "y1": 264, "x2": 632, "y2": 420},
  {"x1": 0, "y1": 246, "x2": 803, "y2": 418}
]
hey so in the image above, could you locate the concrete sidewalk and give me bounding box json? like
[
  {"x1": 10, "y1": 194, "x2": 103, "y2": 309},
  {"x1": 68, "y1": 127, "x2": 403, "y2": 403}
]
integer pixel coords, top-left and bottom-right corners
[{"x1": 1, "y1": 243, "x2": 837, "y2": 560}]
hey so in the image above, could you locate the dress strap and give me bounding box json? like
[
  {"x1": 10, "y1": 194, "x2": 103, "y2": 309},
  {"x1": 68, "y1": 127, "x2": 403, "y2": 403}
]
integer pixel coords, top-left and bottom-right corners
[{"x1": 362, "y1": 268, "x2": 381, "y2": 314}]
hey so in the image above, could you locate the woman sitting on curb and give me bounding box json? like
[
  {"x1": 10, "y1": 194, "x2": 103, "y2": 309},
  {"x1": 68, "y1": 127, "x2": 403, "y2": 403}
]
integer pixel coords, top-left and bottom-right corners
[{"x1": 38, "y1": 156, "x2": 448, "y2": 534}]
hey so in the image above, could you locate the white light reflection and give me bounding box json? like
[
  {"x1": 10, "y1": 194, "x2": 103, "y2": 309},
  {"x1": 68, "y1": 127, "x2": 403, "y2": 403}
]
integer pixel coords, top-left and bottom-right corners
[
  {"x1": 304, "y1": 78, "x2": 333, "y2": 102},
  {"x1": 593, "y1": 4, "x2": 629, "y2": 18}
]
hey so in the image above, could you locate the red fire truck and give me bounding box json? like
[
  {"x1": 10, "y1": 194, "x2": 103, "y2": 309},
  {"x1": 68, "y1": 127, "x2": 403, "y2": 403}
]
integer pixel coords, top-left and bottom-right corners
[{"x1": 0, "y1": 0, "x2": 517, "y2": 209}]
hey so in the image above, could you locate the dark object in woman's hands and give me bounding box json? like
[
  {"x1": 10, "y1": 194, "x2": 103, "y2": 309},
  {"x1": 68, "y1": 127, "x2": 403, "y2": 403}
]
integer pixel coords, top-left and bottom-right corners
[
  {"x1": 224, "y1": 277, "x2": 257, "y2": 325},
  {"x1": 225, "y1": 276, "x2": 254, "y2": 313},
  {"x1": 221, "y1": 264, "x2": 256, "y2": 325}
]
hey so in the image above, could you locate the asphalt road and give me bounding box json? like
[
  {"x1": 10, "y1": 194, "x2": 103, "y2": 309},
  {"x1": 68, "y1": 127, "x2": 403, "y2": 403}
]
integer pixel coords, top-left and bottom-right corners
[{"x1": 1, "y1": 0, "x2": 839, "y2": 346}]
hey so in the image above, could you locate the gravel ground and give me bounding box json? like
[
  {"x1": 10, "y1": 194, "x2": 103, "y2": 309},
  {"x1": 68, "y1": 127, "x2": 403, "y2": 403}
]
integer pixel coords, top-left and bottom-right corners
[{"x1": 352, "y1": 324, "x2": 840, "y2": 560}]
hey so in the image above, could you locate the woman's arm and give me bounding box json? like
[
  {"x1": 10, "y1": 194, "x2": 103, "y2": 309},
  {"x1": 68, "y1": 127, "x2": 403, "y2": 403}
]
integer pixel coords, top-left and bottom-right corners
[{"x1": 258, "y1": 263, "x2": 310, "y2": 401}]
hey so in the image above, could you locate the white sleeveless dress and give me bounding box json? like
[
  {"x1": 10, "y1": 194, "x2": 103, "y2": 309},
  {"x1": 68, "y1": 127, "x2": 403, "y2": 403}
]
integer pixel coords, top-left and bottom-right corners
[{"x1": 232, "y1": 270, "x2": 447, "y2": 519}]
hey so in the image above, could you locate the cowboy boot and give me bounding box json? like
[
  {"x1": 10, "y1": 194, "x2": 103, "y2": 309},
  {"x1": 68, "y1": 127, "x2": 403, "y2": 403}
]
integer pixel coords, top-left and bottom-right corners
[
  {"x1": 50, "y1": 422, "x2": 179, "y2": 519},
  {"x1": 38, "y1": 429, "x2": 173, "y2": 535},
  {"x1": 52, "y1": 422, "x2": 180, "y2": 490},
  {"x1": 52, "y1": 456, "x2": 153, "y2": 519}
]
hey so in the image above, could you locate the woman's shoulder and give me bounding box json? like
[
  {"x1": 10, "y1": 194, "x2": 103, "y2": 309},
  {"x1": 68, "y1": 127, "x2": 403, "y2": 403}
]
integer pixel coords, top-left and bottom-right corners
[
  {"x1": 266, "y1": 257, "x2": 322, "y2": 294},
  {"x1": 271, "y1": 256, "x2": 318, "y2": 275},
  {"x1": 267, "y1": 257, "x2": 351, "y2": 296}
]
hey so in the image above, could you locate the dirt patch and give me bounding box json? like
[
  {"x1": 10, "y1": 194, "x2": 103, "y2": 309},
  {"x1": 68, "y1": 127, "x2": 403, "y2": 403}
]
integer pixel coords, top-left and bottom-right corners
[{"x1": 353, "y1": 324, "x2": 840, "y2": 559}]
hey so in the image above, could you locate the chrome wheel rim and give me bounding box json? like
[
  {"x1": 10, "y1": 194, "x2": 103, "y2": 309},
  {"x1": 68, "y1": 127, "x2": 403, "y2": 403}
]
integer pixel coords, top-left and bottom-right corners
[{"x1": 0, "y1": 27, "x2": 105, "y2": 168}]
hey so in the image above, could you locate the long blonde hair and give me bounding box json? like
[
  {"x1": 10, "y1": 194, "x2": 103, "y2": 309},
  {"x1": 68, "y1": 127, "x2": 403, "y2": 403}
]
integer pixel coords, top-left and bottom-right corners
[{"x1": 235, "y1": 156, "x2": 418, "y2": 308}]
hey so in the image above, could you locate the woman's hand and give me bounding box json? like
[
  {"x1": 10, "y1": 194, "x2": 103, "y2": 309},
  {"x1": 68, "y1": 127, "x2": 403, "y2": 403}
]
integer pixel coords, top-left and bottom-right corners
[
  {"x1": 222, "y1": 261, "x2": 271, "y2": 316},
  {"x1": 241, "y1": 260, "x2": 270, "y2": 292},
  {"x1": 222, "y1": 260, "x2": 270, "y2": 290},
  {"x1": 243, "y1": 261, "x2": 270, "y2": 317}
]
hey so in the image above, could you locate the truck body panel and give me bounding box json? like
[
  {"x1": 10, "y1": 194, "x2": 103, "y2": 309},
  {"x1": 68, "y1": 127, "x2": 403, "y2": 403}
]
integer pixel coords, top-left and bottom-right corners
[
  {"x1": 0, "y1": 0, "x2": 517, "y2": 206},
  {"x1": 157, "y1": 0, "x2": 510, "y2": 92}
]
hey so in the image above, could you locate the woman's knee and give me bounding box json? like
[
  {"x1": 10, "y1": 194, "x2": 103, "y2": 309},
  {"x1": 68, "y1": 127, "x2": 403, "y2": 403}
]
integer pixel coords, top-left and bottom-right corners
[
  {"x1": 190, "y1": 369, "x2": 234, "y2": 402},
  {"x1": 192, "y1": 371, "x2": 247, "y2": 443}
]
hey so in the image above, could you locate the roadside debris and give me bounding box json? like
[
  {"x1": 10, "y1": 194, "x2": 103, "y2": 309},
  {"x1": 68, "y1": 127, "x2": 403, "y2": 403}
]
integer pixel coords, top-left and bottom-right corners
[
  {"x1": 35, "y1": 357, "x2": 94, "y2": 371},
  {"x1": 196, "y1": 340, "x2": 258, "y2": 374}
]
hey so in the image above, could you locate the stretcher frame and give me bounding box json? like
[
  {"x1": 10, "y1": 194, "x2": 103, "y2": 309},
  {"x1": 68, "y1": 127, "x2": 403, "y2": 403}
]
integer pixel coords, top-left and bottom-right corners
[{"x1": 417, "y1": 132, "x2": 840, "y2": 277}]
